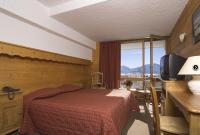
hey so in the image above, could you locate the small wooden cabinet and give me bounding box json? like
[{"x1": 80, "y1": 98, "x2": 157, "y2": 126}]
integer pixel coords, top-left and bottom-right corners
[{"x1": 0, "y1": 91, "x2": 23, "y2": 135}]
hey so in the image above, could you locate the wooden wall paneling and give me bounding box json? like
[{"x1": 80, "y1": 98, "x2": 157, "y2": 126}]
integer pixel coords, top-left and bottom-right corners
[
  {"x1": 0, "y1": 56, "x2": 91, "y2": 95},
  {"x1": 168, "y1": 0, "x2": 200, "y2": 57},
  {"x1": 0, "y1": 41, "x2": 90, "y2": 65},
  {"x1": 0, "y1": 43, "x2": 91, "y2": 95},
  {"x1": 165, "y1": 39, "x2": 170, "y2": 54},
  {"x1": 0, "y1": 110, "x2": 2, "y2": 130}
]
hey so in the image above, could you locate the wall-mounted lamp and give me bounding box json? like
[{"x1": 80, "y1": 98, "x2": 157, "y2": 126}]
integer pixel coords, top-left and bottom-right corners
[{"x1": 179, "y1": 32, "x2": 186, "y2": 43}]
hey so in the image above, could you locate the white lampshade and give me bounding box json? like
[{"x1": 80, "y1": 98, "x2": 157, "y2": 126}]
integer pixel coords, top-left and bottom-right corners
[
  {"x1": 178, "y1": 56, "x2": 200, "y2": 95},
  {"x1": 178, "y1": 56, "x2": 200, "y2": 75}
]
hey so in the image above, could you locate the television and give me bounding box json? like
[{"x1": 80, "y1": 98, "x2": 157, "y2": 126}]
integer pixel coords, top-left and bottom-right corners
[{"x1": 160, "y1": 54, "x2": 186, "y2": 80}]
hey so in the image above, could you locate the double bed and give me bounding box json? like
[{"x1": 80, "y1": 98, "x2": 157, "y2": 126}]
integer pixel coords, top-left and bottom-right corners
[{"x1": 20, "y1": 85, "x2": 139, "y2": 135}]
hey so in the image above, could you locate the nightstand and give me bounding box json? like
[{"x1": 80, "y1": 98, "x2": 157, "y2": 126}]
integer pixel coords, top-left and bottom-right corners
[{"x1": 0, "y1": 91, "x2": 23, "y2": 135}]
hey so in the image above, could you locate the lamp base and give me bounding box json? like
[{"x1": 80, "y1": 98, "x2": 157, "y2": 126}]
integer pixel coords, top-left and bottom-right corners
[{"x1": 188, "y1": 76, "x2": 200, "y2": 95}]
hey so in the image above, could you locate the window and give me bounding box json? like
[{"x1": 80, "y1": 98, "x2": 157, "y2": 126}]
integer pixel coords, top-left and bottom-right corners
[
  {"x1": 121, "y1": 42, "x2": 143, "y2": 89},
  {"x1": 121, "y1": 42, "x2": 143, "y2": 77},
  {"x1": 120, "y1": 39, "x2": 166, "y2": 90},
  {"x1": 153, "y1": 40, "x2": 166, "y2": 88},
  {"x1": 153, "y1": 40, "x2": 166, "y2": 77}
]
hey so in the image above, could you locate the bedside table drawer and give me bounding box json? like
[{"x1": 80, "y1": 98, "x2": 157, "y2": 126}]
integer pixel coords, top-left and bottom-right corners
[
  {"x1": 0, "y1": 104, "x2": 22, "y2": 130},
  {"x1": 0, "y1": 91, "x2": 23, "y2": 134}
]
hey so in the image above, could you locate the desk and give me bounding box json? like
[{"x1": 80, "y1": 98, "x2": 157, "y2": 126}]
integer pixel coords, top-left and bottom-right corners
[{"x1": 162, "y1": 80, "x2": 200, "y2": 135}]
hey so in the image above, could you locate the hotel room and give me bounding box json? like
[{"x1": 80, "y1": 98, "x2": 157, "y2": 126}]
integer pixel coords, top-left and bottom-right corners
[{"x1": 0, "y1": 0, "x2": 199, "y2": 135}]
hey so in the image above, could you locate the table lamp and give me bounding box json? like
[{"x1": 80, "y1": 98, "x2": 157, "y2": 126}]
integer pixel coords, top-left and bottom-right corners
[{"x1": 178, "y1": 56, "x2": 200, "y2": 95}]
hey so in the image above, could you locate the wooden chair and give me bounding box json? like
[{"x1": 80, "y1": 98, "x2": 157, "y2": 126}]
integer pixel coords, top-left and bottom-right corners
[
  {"x1": 144, "y1": 78, "x2": 151, "y2": 102},
  {"x1": 91, "y1": 72, "x2": 105, "y2": 89},
  {"x1": 150, "y1": 84, "x2": 189, "y2": 135}
]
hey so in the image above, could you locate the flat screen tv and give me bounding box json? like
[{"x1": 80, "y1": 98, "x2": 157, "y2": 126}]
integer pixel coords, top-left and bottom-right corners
[{"x1": 160, "y1": 54, "x2": 186, "y2": 80}]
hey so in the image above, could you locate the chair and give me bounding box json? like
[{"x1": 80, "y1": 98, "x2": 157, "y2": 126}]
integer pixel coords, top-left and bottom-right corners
[
  {"x1": 144, "y1": 78, "x2": 151, "y2": 109},
  {"x1": 91, "y1": 72, "x2": 105, "y2": 89},
  {"x1": 150, "y1": 84, "x2": 189, "y2": 135}
]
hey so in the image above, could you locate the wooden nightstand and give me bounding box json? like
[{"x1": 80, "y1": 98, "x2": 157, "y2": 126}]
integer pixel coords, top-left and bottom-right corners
[{"x1": 0, "y1": 91, "x2": 23, "y2": 135}]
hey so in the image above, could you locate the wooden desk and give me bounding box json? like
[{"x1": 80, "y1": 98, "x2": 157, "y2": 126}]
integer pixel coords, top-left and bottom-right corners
[{"x1": 162, "y1": 80, "x2": 200, "y2": 135}]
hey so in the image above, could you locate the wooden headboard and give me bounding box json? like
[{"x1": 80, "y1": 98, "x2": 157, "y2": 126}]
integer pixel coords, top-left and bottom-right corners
[{"x1": 0, "y1": 42, "x2": 91, "y2": 95}]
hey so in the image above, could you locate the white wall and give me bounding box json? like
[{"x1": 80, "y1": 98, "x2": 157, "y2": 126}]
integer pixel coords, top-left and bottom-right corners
[
  {"x1": 0, "y1": 0, "x2": 95, "y2": 60},
  {"x1": 0, "y1": 12, "x2": 92, "y2": 60}
]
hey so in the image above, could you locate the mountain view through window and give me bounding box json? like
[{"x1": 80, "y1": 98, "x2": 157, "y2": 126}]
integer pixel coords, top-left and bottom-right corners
[{"x1": 121, "y1": 40, "x2": 166, "y2": 89}]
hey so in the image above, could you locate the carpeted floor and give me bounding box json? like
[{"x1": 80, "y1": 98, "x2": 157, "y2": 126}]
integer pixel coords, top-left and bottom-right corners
[{"x1": 8, "y1": 100, "x2": 153, "y2": 135}]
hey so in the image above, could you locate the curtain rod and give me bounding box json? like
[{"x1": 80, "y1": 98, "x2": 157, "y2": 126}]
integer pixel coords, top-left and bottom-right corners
[
  {"x1": 100, "y1": 35, "x2": 169, "y2": 44},
  {"x1": 120, "y1": 36, "x2": 169, "y2": 44}
]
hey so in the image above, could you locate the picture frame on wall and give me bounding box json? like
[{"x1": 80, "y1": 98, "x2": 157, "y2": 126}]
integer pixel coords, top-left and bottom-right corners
[{"x1": 192, "y1": 5, "x2": 200, "y2": 44}]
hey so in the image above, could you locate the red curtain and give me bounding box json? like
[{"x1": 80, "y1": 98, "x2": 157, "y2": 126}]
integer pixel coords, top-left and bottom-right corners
[{"x1": 99, "y1": 41, "x2": 121, "y2": 89}]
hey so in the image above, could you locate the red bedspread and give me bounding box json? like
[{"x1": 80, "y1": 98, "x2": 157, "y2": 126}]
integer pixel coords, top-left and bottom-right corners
[{"x1": 20, "y1": 85, "x2": 139, "y2": 135}]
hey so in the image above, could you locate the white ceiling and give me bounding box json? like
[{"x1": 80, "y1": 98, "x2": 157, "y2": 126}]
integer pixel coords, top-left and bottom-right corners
[{"x1": 38, "y1": 0, "x2": 188, "y2": 42}]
